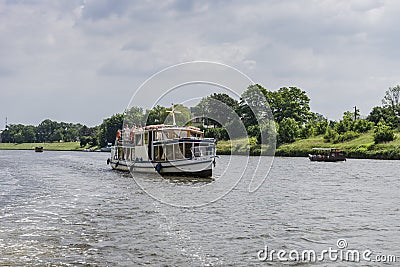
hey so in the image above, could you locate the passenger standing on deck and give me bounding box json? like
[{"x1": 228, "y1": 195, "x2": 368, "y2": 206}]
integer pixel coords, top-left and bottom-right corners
[{"x1": 123, "y1": 125, "x2": 130, "y2": 160}]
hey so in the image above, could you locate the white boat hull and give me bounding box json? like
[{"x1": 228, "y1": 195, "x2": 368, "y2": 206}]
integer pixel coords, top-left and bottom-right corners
[{"x1": 109, "y1": 158, "x2": 214, "y2": 177}]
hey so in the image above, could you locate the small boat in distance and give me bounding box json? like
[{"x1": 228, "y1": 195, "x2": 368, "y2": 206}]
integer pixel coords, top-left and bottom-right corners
[
  {"x1": 308, "y1": 148, "x2": 346, "y2": 162},
  {"x1": 34, "y1": 146, "x2": 43, "y2": 152}
]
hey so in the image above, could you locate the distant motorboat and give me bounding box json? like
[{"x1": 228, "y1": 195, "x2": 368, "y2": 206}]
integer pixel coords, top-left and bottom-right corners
[
  {"x1": 34, "y1": 146, "x2": 43, "y2": 152},
  {"x1": 308, "y1": 148, "x2": 346, "y2": 162}
]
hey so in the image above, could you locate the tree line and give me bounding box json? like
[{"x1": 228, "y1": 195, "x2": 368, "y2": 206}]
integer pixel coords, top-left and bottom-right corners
[{"x1": 1, "y1": 85, "x2": 399, "y2": 147}]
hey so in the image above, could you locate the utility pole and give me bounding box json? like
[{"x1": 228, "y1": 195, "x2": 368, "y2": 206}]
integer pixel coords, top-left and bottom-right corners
[{"x1": 353, "y1": 106, "x2": 357, "y2": 121}]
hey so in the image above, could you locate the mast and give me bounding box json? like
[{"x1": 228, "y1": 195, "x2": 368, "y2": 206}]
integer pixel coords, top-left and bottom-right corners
[{"x1": 167, "y1": 103, "x2": 181, "y2": 126}]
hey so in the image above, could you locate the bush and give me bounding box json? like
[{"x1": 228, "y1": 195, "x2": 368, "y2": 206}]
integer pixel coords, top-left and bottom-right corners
[
  {"x1": 315, "y1": 120, "x2": 328, "y2": 135},
  {"x1": 374, "y1": 122, "x2": 395, "y2": 144},
  {"x1": 352, "y1": 119, "x2": 373, "y2": 133},
  {"x1": 323, "y1": 127, "x2": 338, "y2": 143},
  {"x1": 80, "y1": 136, "x2": 89, "y2": 147},
  {"x1": 300, "y1": 123, "x2": 315, "y2": 138},
  {"x1": 247, "y1": 125, "x2": 260, "y2": 139},
  {"x1": 333, "y1": 131, "x2": 360, "y2": 143}
]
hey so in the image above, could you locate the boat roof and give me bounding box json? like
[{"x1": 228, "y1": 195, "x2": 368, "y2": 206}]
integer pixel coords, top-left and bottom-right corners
[{"x1": 129, "y1": 124, "x2": 203, "y2": 134}]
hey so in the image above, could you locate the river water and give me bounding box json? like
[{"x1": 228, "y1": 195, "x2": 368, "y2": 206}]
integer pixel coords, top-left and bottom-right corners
[{"x1": 0, "y1": 150, "x2": 399, "y2": 266}]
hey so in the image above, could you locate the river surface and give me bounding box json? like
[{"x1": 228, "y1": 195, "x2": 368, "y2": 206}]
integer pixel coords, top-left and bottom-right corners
[{"x1": 0, "y1": 150, "x2": 399, "y2": 266}]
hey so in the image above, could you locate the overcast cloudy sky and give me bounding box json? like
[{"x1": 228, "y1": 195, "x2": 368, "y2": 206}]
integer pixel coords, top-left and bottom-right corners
[{"x1": 1, "y1": 0, "x2": 399, "y2": 126}]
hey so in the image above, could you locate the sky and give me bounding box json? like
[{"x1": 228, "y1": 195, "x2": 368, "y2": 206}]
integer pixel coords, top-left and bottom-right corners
[{"x1": 1, "y1": 0, "x2": 400, "y2": 127}]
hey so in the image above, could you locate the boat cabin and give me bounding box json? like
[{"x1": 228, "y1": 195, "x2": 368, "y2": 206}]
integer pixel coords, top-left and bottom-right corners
[
  {"x1": 113, "y1": 125, "x2": 215, "y2": 163},
  {"x1": 308, "y1": 148, "x2": 346, "y2": 162}
]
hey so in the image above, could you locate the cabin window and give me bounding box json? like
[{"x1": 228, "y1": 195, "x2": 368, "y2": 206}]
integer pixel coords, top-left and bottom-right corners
[
  {"x1": 154, "y1": 145, "x2": 166, "y2": 161},
  {"x1": 206, "y1": 145, "x2": 213, "y2": 156},
  {"x1": 193, "y1": 143, "x2": 201, "y2": 157},
  {"x1": 165, "y1": 144, "x2": 174, "y2": 160},
  {"x1": 154, "y1": 131, "x2": 162, "y2": 141},
  {"x1": 174, "y1": 143, "x2": 184, "y2": 159},
  {"x1": 185, "y1": 143, "x2": 193, "y2": 158},
  {"x1": 135, "y1": 133, "x2": 143, "y2": 146},
  {"x1": 179, "y1": 143, "x2": 184, "y2": 157},
  {"x1": 192, "y1": 143, "x2": 214, "y2": 157},
  {"x1": 154, "y1": 145, "x2": 159, "y2": 161}
]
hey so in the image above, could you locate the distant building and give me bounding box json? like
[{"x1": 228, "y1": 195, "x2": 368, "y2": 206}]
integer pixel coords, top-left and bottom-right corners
[{"x1": 0, "y1": 130, "x2": 3, "y2": 143}]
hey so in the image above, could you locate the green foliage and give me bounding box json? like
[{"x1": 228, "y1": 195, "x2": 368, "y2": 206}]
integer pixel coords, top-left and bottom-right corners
[
  {"x1": 352, "y1": 119, "x2": 373, "y2": 133},
  {"x1": 278, "y1": 118, "x2": 299, "y2": 144},
  {"x1": 204, "y1": 127, "x2": 228, "y2": 140},
  {"x1": 238, "y1": 84, "x2": 270, "y2": 127},
  {"x1": 367, "y1": 106, "x2": 399, "y2": 129},
  {"x1": 382, "y1": 85, "x2": 400, "y2": 116},
  {"x1": 315, "y1": 120, "x2": 328, "y2": 135},
  {"x1": 323, "y1": 127, "x2": 338, "y2": 143},
  {"x1": 97, "y1": 113, "x2": 124, "y2": 147},
  {"x1": 266, "y1": 86, "x2": 311, "y2": 124},
  {"x1": 125, "y1": 106, "x2": 145, "y2": 126},
  {"x1": 334, "y1": 111, "x2": 353, "y2": 134},
  {"x1": 193, "y1": 93, "x2": 239, "y2": 127},
  {"x1": 36, "y1": 119, "x2": 57, "y2": 142},
  {"x1": 247, "y1": 125, "x2": 260, "y2": 139},
  {"x1": 373, "y1": 120, "x2": 395, "y2": 144},
  {"x1": 333, "y1": 131, "x2": 360, "y2": 143},
  {"x1": 164, "y1": 104, "x2": 191, "y2": 126},
  {"x1": 80, "y1": 136, "x2": 89, "y2": 147},
  {"x1": 1, "y1": 120, "x2": 86, "y2": 144},
  {"x1": 300, "y1": 122, "x2": 315, "y2": 138},
  {"x1": 145, "y1": 105, "x2": 168, "y2": 125}
]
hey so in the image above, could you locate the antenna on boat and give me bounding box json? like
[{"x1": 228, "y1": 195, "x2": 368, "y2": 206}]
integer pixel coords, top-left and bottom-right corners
[{"x1": 167, "y1": 103, "x2": 181, "y2": 126}]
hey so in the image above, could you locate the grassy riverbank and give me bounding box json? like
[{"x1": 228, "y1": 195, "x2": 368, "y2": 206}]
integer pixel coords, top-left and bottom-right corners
[
  {"x1": 276, "y1": 131, "x2": 400, "y2": 159},
  {"x1": 215, "y1": 131, "x2": 400, "y2": 159},
  {"x1": 2, "y1": 132, "x2": 400, "y2": 159},
  {"x1": 0, "y1": 142, "x2": 91, "y2": 151}
]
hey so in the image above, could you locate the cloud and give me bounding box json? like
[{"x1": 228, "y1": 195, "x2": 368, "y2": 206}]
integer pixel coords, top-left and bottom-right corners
[{"x1": 0, "y1": 0, "x2": 400, "y2": 126}]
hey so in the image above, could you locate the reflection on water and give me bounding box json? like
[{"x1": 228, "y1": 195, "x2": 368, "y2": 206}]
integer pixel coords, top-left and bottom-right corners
[{"x1": 0, "y1": 150, "x2": 399, "y2": 266}]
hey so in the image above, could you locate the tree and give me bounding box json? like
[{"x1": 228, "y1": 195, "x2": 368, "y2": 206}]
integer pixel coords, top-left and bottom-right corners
[
  {"x1": 266, "y1": 86, "x2": 311, "y2": 124},
  {"x1": 314, "y1": 120, "x2": 328, "y2": 135},
  {"x1": 164, "y1": 104, "x2": 191, "y2": 126},
  {"x1": 278, "y1": 118, "x2": 299, "y2": 143},
  {"x1": 382, "y1": 85, "x2": 400, "y2": 117},
  {"x1": 36, "y1": 119, "x2": 57, "y2": 142},
  {"x1": 97, "y1": 113, "x2": 124, "y2": 147},
  {"x1": 368, "y1": 106, "x2": 399, "y2": 129},
  {"x1": 237, "y1": 84, "x2": 270, "y2": 127},
  {"x1": 193, "y1": 93, "x2": 239, "y2": 127},
  {"x1": 334, "y1": 111, "x2": 354, "y2": 134},
  {"x1": 49, "y1": 128, "x2": 64, "y2": 142},
  {"x1": 125, "y1": 106, "x2": 145, "y2": 126},
  {"x1": 145, "y1": 105, "x2": 168, "y2": 125},
  {"x1": 22, "y1": 125, "x2": 37, "y2": 143}
]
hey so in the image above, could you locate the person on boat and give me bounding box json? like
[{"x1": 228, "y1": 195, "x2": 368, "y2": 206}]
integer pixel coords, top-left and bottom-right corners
[
  {"x1": 124, "y1": 124, "x2": 130, "y2": 141},
  {"x1": 116, "y1": 129, "x2": 121, "y2": 141},
  {"x1": 130, "y1": 124, "x2": 135, "y2": 142},
  {"x1": 123, "y1": 125, "x2": 130, "y2": 160}
]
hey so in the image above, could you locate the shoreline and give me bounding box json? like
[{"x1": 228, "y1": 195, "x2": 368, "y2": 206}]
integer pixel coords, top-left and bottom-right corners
[{"x1": 1, "y1": 144, "x2": 400, "y2": 160}]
